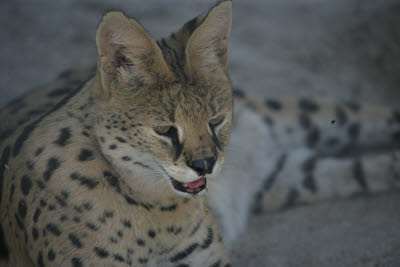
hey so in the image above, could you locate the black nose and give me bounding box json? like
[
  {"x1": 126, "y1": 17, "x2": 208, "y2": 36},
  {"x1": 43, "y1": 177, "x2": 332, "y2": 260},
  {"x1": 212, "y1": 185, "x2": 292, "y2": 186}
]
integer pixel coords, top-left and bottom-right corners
[{"x1": 188, "y1": 157, "x2": 216, "y2": 176}]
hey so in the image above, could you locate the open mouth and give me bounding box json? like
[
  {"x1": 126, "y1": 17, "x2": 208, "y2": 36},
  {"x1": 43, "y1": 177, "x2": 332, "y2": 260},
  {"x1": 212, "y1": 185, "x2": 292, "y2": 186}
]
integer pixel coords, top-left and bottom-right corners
[{"x1": 170, "y1": 176, "x2": 207, "y2": 194}]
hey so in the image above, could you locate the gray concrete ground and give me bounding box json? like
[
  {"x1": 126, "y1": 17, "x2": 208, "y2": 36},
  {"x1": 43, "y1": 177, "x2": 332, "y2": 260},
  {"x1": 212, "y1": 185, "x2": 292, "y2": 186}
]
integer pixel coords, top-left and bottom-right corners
[{"x1": 1, "y1": 0, "x2": 399, "y2": 266}]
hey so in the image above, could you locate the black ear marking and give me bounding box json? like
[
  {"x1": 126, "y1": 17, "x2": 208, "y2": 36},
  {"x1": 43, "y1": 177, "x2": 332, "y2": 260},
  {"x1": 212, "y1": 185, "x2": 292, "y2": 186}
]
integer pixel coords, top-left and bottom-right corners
[
  {"x1": 186, "y1": 17, "x2": 198, "y2": 35},
  {"x1": 115, "y1": 48, "x2": 133, "y2": 68}
]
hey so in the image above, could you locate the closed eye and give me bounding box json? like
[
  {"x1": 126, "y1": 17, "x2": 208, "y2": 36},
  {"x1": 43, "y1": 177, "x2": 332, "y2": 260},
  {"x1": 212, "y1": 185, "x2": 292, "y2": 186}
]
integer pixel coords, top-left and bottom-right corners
[
  {"x1": 208, "y1": 116, "x2": 225, "y2": 151},
  {"x1": 209, "y1": 116, "x2": 225, "y2": 129},
  {"x1": 153, "y1": 126, "x2": 182, "y2": 160},
  {"x1": 153, "y1": 126, "x2": 178, "y2": 139}
]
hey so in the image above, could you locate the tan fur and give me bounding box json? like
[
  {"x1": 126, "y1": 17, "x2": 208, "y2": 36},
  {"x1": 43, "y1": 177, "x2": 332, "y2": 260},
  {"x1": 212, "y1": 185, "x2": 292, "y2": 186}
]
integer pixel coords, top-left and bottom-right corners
[
  {"x1": 0, "y1": 2, "x2": 233, "y2": 266},
  {"x1": 1, "y1": 1, "x2": 399, "y2": 266}
]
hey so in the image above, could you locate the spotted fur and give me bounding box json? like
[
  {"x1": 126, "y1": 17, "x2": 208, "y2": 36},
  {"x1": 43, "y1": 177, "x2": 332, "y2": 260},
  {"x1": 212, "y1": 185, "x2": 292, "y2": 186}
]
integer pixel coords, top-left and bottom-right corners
[
  {"x1": 0, "y1": 2, "x2": 232, "y2": 266},
  {"x1": 1, "y1": 1, "x2": 399, "y2": 266}
]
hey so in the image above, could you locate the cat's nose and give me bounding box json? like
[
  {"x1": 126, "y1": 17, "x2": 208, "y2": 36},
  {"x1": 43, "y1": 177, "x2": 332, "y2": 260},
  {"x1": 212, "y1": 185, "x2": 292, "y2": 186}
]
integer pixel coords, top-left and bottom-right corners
[{"x1": 187, "y1": 157, "x2": 216, "y2": 176}]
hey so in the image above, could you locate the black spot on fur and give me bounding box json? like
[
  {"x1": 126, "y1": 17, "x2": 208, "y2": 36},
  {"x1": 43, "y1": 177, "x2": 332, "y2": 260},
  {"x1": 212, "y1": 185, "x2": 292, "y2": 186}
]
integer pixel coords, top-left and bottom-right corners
[
  {"x1": 133, "y1": 161, "x2": 152, "y2": 170},
  {"x1": 37, "y1": 180, "x2": 46, "y2": 190},
  {"x1": 20, "y1": 175, "x2": 33, "y2": 196},
  {"x1": 299, "y1": 98, "x2": 319, "y2": 112},
  {"x1": 109, "y1": 144, "x2": 117, "y2": 149},
  {"x1": 306, "y1": 127, "x2": 320, "y2": 148},
  {"x1": 302, "y1": 174, "x2": 317, "y2": 193},
  {"x1": 55, "y1": 196, "x2": 67, "y2": 207},
  {"x1": 47, "y1": 249, "x2": 56, "y2": 261},
  {"x1": 33, "y1": 208, "x2": 41, "y2": 223},
  {"x1": 68, "y1": 233, "x2": 83, "y2": 248},
  {"x1": 18, "y1": 200, "x2": 27, "y2": 218},
  {"x1": 189, "y1": 219, "x2": 202, "y2": 237},
  {"x1": 32, "y1": 227, "x2": 39, "y2": 240},
  {"x1": 9, "y1": 183, "x2": 15, "y2": 203},
  {"x1": 148, "y1": 230, "x2": 156, "y2": 238},
  {"x1": 0, "y1": 224, "x2": 9, "y2": 259},
  {"x1": 43, "y1": 157, "x2": 61, "y2": 181},
  {"x1": 117, "y1": 230, "x2": 123, "y2": 238},
  {"x1": 48, "y1": 204, "x2": 56, "y2": 211},
  {"x1": 98, "y1": 210, "x2": 114, "y2": 223},
  {"x1": 85, "y1": 222, "x2": 99, "y2": 231},
  {"x1": 72, "y1": 257, "x2": 83, "y2": 267},
  {"x1": 167, "y1": 226, "x2": 182, "y2": 235},
  {"x1": 122, "y1": 219, "x2": 132, "y2": 228},
  {"x1": 40, "y1": 199, "x2": 47, "y2": 207},
  {"x1": 70, "y1": 172, "x2": 99, "y2": 189},
  {"x1": 15, "y1": 213, "x2": 24, "y2": 229},
  {"x1": 12, "y1": 78, "x2": 89, "y2": 157},
  {"x1": 37, "y1": 251, "x2": 45, "y2": 267},
  {"x1": 201, "y1": 227, "x2": 214, "y2": 249},
  {"x1": 78, "y1": 148, "x2": 94, "y2": 161},
  {"x1": 122, "y1": 156, "x2": 131, "y2": 161},
  {"x1": 265, "y1": 99, "x2": 282, "y2": 111},
  {"x1": 113, "y1": 254, "x2": 124, "y2": 262},
  {"x1": 24, "y1": 230, "x2": 28, "y2": 244},
  {"x1": 109, "y1": 237, "x2": 118, "y2": 244},
  {"x1": 300, "y1": 154, "x2": 315, "y2": 172},
  {"x1": 46, "y1": 223, "x2": 61, "y2": 236},
  {"x1": 138, "y1": 258, "x2": 149, "y2": 264},
  {"x1": 104, "y1": 171, "x2": 121, "y2": 193},
  {"x1": 282, "y1": 188, "x2": 300, "y2": 209},
  {"x1": 26, "y1": 160, "x2": 34, "y2": 170},
  {"x1": 136, "y1": 239, "x2": 145, "y2": 246},
  {"x1": 35, "y1": 147, "x2": 44, "y2": 156},
  {"x1": 54, "y1": 127, "x2": 72, "y2": 146},
  {"x1": 263, "y1": 154, "x2": 287, "y2": 191},
  {"x1": 60, "y1": 215, "x2": 68, "y2": 222},
  {"x1": 160, "y1": 204, "x2": 177, "y2": 212},
  {"x1": 116, "y1": 136, "x2": 126, "y2": 143},
  {"x1": 124, "y1": 195, "x2": 139, "y2": 206},
  {"x1": 94, "y1": 246, "x2": 109, "y2": 258},
  {"x1": 169, "y1": 243, "x2": 199, "y2": 262}
]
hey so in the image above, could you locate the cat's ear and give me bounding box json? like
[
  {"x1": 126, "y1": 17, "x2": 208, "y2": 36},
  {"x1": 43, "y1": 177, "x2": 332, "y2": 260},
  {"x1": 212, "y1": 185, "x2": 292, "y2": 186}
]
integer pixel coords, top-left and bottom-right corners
[
  {"x1": 96, "y1": 11, "x2": 174, "y2": 94},
  {"x1": 184, "y1": 1, "x2": 232, "y2": 80}
]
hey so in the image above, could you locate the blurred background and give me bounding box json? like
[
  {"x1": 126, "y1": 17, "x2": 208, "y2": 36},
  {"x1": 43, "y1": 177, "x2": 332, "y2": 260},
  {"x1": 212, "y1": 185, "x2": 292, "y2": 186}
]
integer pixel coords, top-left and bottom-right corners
[{"x1": 1, "y1": 0, "x2": 399, "y2": 266}]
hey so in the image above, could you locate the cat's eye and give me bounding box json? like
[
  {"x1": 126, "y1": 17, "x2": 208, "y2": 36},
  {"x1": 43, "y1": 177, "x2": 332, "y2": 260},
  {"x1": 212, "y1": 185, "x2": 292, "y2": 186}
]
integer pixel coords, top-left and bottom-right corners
[
  {"x1": 154, "y1": 126, "x2": 178, "y2": 140},
  {"x1": 209, "y1": 116, "x2": 225, "y2": 129},
  {"x1": 154, "y1": 126, "x2": 172, "y2": 135}
]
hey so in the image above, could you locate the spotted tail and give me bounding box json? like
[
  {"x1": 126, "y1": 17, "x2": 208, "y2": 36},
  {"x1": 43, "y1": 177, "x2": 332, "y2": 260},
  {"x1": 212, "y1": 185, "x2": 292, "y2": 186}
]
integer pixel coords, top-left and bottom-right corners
[{"x1": 210, "y1": 93, "x2": 400, "y2": 244}]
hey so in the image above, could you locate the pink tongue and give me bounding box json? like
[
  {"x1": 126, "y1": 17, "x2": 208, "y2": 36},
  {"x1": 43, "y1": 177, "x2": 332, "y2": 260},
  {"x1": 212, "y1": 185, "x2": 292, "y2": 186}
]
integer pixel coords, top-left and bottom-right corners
[{"x1": 187, "y1": 177, "x2": 205, "y2": 189}]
